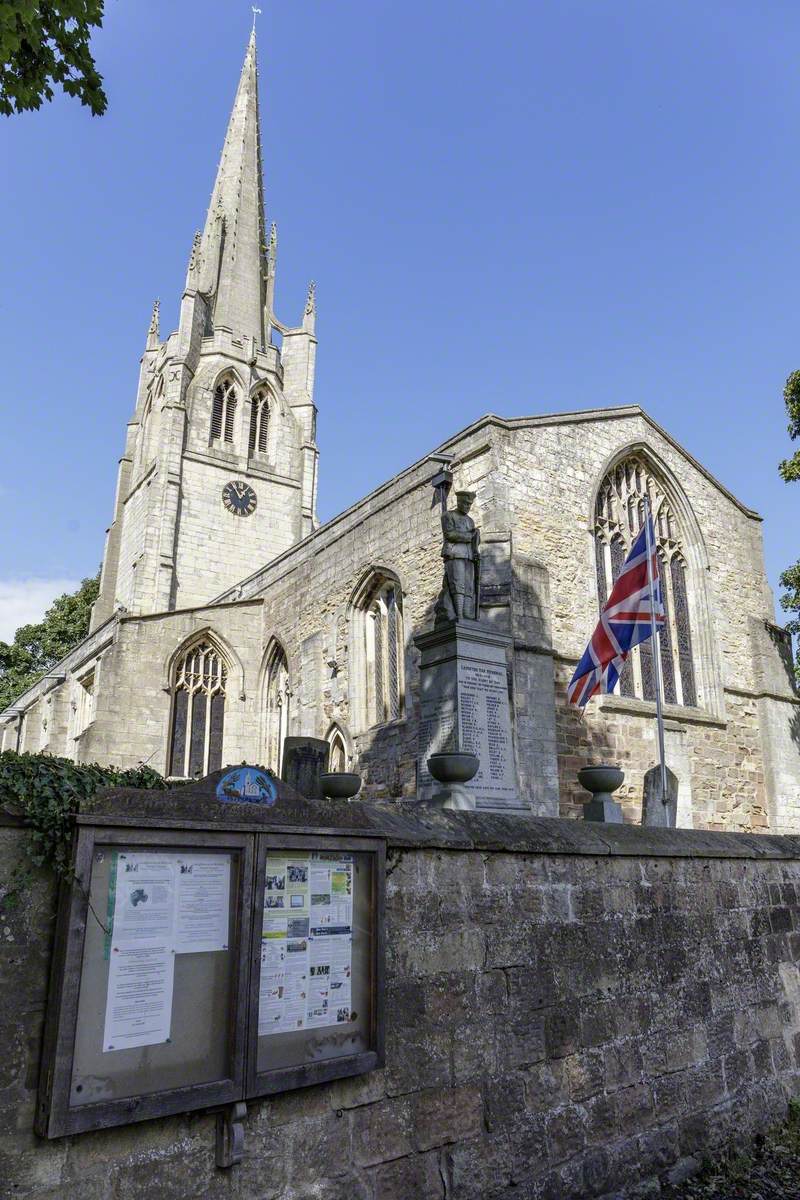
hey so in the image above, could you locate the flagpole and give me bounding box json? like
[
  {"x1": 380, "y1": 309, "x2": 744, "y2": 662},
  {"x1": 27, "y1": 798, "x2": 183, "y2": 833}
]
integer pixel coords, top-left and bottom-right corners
[{"x1": 643, "y1": 496, "x2": 668, "y2": 801}]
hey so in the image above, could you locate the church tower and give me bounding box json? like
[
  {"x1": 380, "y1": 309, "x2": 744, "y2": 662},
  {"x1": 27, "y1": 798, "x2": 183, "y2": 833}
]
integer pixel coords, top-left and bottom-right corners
[{"x1": 91, "y1": 30, "x2": 318, "y2": 629}]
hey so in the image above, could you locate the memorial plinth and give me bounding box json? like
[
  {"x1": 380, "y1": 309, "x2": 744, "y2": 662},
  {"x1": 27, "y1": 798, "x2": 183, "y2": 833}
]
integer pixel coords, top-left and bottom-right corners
[{"x1": 415, "y1": 619, "x2": 523, "y2": 812}]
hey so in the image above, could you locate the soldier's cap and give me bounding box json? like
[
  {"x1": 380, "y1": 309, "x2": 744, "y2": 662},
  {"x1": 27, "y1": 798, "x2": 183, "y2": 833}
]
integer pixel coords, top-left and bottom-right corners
[{"x1": 455, "y1": 490, "x2": 476, "y2": 501}]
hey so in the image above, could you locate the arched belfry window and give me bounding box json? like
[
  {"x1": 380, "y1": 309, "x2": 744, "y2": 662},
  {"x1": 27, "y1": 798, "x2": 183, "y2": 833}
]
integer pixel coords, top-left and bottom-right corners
[
  {"x1": 249, "y1": 388, "x2": 271, "y2": 454},
  {"x1": 264, "y1": 642, "x2": 290, "y2": 773},
  {"x1": 594, "y1": 458, "x2": 697, "y2": 708},
  {"x1": 169, "y1": 640, "x2": 226, "y2": 777},
  {"x1": 211, "y1": 377, "x2": 237, "y2": 444},
  {"x1": 353, "y1": 573, "x2": 405, "y2": 728}
]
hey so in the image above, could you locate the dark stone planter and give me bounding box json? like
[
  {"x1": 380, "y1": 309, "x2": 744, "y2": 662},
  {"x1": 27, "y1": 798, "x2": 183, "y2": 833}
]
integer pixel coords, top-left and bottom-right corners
[
  {"x1": 426, "y1": 752, "x2": 479, "y2": 811},
  {"x1": 427, "y1": 753, "x2": 480, "y2": 785},
  {"x1": 319, "y1": 772, "x2": 362, "y2": 801},
  {"x1": 578, "y1": 764, "x2": 625, "y2": 824}
]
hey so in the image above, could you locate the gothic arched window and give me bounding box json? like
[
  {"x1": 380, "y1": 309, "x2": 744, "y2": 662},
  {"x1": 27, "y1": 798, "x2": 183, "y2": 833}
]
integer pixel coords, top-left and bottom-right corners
[
  {"x1": 249, "y1": 388, "x2": 271, "y2": 454},
  {"x1": 264, "y1": 642, "x2": 290, "y2": 773},
  {"x1": 211, "y1": 377, "x2": 237, "y2": 444},
  {"x1": 169, "y1": 640, "x2": 226, "y2": 777},
  {"x1": 594, "y1": 458, "x2": 697, "y2": 708},
  {"x1": 353, "y1": 575, "x2": 404, "y2": 728},
  {"x1": 327, "y1": 724, "x2": 349, "y2": 773}
]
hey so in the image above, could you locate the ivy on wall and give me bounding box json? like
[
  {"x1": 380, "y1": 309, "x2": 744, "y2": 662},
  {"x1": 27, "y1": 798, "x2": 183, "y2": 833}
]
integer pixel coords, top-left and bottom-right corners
[{"x1": 0, "y1": 750, "x2": 169, "y2": 907}]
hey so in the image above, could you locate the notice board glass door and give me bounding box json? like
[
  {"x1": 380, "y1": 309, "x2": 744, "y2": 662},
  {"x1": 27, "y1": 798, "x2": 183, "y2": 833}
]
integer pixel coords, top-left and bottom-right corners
[
  {"x1": 38, "y1": 828, "x2": 253, "y2": 1137},
  {"x1": 248, "y1": 835, "x2": 385, "y2": 1096}
]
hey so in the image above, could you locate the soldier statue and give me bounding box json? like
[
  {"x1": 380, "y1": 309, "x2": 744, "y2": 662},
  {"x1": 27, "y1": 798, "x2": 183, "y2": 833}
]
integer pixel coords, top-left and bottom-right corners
[{"x1": 435, "y1": 490, "x2": 482, "y2": 625}]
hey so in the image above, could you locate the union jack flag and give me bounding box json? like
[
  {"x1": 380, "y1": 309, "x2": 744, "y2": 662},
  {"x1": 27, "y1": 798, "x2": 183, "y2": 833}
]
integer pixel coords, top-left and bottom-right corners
[{"x1": 568, "y1": 517, "x2": 664, "y2": 707}]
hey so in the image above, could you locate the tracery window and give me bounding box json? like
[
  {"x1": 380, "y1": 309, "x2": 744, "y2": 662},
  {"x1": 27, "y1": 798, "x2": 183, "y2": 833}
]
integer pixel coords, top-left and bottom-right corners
[
  {"x1": 169, "y1": 640, "x2": 226, "y2": 777},
  {"x1": 360, "y1": 577, "x2": 404, "y2": 727},
  {"x1": 594, "y1": 458, "x2": 697, "y2": 708},
  {"x1": 264, "y1": 642, "x2": 290, "y2": 773},
  {"x1": 249, "y1": 388, "x2": 271, "y2": 454},
  {"x1": 210, "y1": 377, "x2": 237, "y2": 444}
]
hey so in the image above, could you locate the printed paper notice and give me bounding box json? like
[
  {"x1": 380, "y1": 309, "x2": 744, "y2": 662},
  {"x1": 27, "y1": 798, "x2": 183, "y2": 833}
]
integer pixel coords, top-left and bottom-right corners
[
  {"x1": 174, "y1": 854, "x2": 230, "y2": 953},
  {"x1": 109, "y1": 852, "x2": 176, "y2": 943},
  {"x1": 102, "y1": 849, "x2": 232, "y2": 1054},
  {"x1": 258, "y1": 852, "x2": 354, "y2": 1036},
  {"x1": 103, "y1": 941, "x2": 174, "y2": 1051}
]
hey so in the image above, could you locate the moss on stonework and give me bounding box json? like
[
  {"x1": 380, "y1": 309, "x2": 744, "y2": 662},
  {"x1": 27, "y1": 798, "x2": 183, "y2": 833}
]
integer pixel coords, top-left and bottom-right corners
[{"x1": 663, "y1": 1100, "x2": 800, "y2": 1198}]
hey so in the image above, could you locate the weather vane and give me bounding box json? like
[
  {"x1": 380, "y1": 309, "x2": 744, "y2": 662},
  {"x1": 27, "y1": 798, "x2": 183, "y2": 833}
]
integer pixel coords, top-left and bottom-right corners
[{"x1": 252, "y1": 6, "x2": 262, "y2": 30}]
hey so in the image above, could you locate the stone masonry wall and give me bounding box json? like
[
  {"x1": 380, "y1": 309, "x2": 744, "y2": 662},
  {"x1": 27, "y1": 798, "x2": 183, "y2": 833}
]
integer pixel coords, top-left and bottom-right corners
[
  {"x1": 494, "y1": 411, "x2": 800, "y2": 830},
  {"x1": 3, "y1": 816, "x2": 800, "y2": 1200}
]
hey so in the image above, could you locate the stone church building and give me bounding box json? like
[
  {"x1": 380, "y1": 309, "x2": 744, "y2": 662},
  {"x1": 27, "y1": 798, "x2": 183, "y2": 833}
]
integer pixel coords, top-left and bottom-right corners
[{"x1": 2, "y1": 32, "x2": 798, "y2": 833}]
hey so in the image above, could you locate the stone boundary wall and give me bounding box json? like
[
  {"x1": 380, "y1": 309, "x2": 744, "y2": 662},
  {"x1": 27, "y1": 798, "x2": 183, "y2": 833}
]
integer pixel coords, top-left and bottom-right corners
[{"x1": 2, "y1": 811, "x2": 800, "y2": 1200}]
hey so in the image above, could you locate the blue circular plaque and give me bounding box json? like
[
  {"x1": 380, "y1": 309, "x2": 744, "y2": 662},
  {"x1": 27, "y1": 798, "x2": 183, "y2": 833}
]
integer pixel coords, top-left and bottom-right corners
[{"x1": 216, "y1": 767, "x2": 277, "y2": 806}]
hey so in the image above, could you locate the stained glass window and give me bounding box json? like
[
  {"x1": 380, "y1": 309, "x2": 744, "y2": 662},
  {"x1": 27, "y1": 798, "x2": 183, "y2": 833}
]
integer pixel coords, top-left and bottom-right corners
[
  {"x1": 363, "y1": 577, "x2": 404, "y2": 726},
  {"x1": 593, "y1": 457, "x2": 698, "y2": 709},
  {"x1": 609, "y1": 536, "x2": 635, "y2": 698},
  {"x1": 169, "y1": 641, "x2": 226, "y2": 777},
  {"x1": 671, "y1": 557, "x2": 697, "y2": 707}
]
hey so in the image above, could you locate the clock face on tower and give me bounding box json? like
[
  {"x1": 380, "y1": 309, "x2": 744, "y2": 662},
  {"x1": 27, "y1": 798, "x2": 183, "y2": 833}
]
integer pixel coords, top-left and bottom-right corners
[{"x1": 222, "y1": 480, "x2": 257, "y2": 517}]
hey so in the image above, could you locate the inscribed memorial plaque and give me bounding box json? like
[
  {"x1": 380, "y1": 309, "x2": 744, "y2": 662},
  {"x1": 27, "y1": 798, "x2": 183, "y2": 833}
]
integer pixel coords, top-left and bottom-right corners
[{"x1": 457, "y1": 660, "x2": 518, "y2": 810}]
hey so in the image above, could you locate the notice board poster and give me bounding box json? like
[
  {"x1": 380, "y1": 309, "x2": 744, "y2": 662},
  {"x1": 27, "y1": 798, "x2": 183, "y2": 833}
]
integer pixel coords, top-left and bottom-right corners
[
  {"x1": 103, "y1": 851, "x2": 231, "y2": 1053},
  {"x1": 258, "y1": 852, "x2": 354, "y2": 1035}
]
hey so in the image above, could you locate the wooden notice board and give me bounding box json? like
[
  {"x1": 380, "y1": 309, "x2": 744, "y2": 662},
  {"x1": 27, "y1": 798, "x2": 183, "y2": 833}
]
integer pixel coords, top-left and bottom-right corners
[{"x1": 36, "y1": 797, "x2": 385, "y2": 1139}]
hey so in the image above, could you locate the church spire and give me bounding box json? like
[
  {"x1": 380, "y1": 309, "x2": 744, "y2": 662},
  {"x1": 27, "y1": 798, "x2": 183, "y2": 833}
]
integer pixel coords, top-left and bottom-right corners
[{"x1": 199, "y1": 28, "x2": 267, "y2": 345}]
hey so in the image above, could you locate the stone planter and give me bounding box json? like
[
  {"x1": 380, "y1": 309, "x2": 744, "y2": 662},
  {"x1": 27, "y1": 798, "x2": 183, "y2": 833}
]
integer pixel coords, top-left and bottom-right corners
[
  {"x1": 319, "y1": 772, "x2": 362, "y2": 801},
  {"x1": 427, "y1": 752, "x2": 479, "y2": 811},
  {"x1": 578, "y1": 764, "x2": 625, "y2": 824}
]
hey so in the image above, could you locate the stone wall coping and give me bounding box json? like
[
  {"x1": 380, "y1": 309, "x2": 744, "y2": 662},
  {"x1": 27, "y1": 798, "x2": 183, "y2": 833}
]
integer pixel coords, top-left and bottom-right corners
[{"x1": 6, "y1": 782, "x2": 800, "y2": 860}]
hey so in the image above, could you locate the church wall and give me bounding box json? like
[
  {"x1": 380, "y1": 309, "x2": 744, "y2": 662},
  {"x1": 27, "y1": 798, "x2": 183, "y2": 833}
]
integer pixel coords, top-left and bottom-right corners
[
  {"x1": 252, "y1": 467, "x2": 447, "y2": 797},
  {"x1": 554, "y1": 663, "x2": 770, "y2": 831},
  {"x1": 76, "y1": 602, "x2": 265, "y2": 775},
  {"x1": 493, "y1": 411, "x2": 799, "y2": 831}
]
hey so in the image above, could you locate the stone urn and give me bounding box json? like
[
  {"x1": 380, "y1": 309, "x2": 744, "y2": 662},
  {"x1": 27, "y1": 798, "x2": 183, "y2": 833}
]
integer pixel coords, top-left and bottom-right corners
[
  {"x1": 319, "y1": 772, "x2": 362, "y2": 801},
  {"x1": 427, "y1": 752, "x2": 479, "y2": 811},
  {"x1": 578, "y1": 764, "x2": 625, "y2": 824}
]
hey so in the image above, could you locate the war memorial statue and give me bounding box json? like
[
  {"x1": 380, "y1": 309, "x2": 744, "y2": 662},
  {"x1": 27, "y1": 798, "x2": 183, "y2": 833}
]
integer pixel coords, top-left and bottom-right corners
[
  {"x1": 435, "y1": 490, "x2": 482, "y2": 624},
  {"x1": 416, "y1": 481, "x2": 522, "y2": 811}
]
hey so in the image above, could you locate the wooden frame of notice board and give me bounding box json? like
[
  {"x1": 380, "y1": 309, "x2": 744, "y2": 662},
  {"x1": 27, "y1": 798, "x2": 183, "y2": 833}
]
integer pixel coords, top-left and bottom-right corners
[{"x1": 36, "y1": 815, "x2": 385, "y2": 1140}]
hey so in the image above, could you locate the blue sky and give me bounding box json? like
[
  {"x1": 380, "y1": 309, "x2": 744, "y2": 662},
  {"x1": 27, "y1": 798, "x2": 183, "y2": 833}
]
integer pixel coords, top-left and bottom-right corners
[{"x1": 0, "y1": 0, "x2": 798, "y2": 637}]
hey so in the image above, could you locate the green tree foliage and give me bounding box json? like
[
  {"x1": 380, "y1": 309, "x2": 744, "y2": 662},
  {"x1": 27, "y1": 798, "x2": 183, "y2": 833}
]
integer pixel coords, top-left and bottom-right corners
[
  {"x1": 779, "y1": 372, "x2": 800, "y2": 682},
  {"x1": 780, "y1": 370, "x2": 800, "y2": 482},
  {"x1": 0, "y1": 574, "x2": 100, "y2": 710},
  {"x1": 0, "y1": 750, "x2": 169, "y2": 906},
  {"x1": 779, "y1": 560, "x2": 800, "y2": 682},
  {"x1": 0, "y1": 1, "x2": 107, "y2": 117}
]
